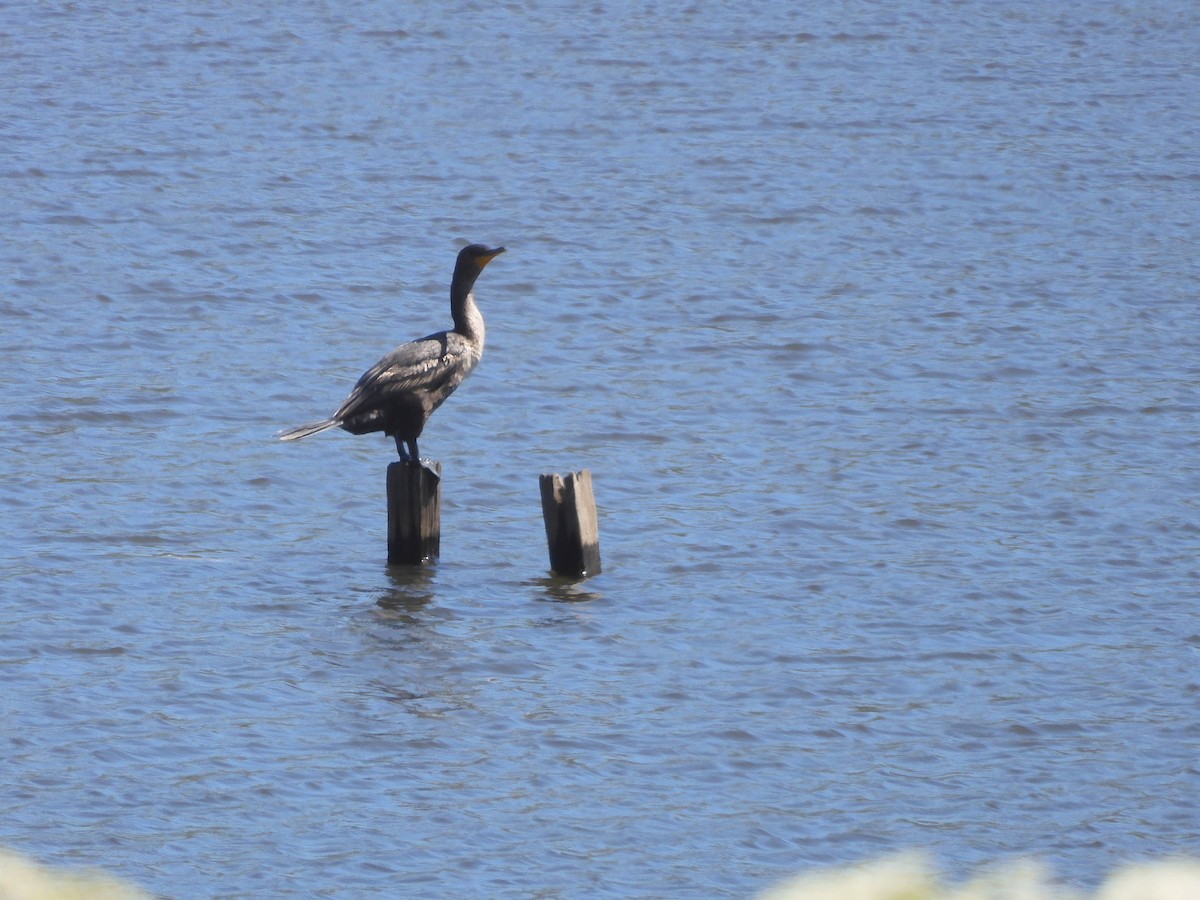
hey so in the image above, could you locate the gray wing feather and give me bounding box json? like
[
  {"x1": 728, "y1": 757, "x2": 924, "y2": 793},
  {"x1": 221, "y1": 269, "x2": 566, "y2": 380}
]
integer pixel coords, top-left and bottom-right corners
[{"x1": 333, "y1": 331, "x2": 473, "y2": 421}]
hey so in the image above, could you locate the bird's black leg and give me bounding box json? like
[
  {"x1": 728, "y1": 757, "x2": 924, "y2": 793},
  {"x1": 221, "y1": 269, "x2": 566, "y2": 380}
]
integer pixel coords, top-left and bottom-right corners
[{"x1": 393, "y1": 434, "x2": 409, "y2": 462}]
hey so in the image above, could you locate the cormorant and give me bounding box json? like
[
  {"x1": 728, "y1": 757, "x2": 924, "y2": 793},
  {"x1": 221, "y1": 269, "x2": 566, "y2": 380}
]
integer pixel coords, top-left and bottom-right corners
[{"x1": 278, "y1": 243, "x2": 505, "y2": 464}]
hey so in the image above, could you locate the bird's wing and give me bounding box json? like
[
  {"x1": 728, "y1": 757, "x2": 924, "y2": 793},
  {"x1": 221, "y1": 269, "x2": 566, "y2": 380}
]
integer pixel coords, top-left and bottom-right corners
[{"x1": 332, "y1": 331, "x2": 473, "y2": 421}]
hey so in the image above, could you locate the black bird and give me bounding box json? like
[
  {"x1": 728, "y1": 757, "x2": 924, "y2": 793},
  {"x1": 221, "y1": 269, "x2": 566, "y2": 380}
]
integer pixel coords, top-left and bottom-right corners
[{"x1": 278, "y1": 243, "x2": 505, "y2": 464}]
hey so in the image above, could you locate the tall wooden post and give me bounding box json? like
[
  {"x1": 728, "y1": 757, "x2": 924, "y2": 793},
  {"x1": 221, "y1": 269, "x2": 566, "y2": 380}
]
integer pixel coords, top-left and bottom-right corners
[
  {"x1": 539, "y1": 469, "x2": 601, "y2": 578},
  {"x1": 387, "y1": 461, "x2": 441, "y2": 564}
]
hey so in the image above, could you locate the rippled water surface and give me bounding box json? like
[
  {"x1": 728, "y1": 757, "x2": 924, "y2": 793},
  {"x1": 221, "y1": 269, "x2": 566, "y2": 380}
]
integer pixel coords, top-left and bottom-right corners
[{"x1": 2, "y1": 1, "x2": 1199, "y2": 896}]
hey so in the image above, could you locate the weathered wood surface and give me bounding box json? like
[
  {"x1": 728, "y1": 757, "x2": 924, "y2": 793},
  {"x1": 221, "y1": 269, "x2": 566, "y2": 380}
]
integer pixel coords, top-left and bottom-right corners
[
  {"x1": 539, "y1": 469, "x2": 601, "y2": 578},
  {"x1": 387, "y1": 461, "x2": 441, "y2": 565}
]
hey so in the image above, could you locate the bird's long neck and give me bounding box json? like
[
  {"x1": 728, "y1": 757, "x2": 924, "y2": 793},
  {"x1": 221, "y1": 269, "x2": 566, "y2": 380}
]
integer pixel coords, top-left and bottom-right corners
[{"x1": 451, "y1": 277, "x2": 485, "y2": 344}]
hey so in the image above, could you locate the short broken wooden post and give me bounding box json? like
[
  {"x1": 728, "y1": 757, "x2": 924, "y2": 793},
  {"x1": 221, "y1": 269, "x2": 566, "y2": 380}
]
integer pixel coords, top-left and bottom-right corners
[
  {"x1": 539, "y1": 469, "x2": 601, "y2": 578},
  {"x1": 387, "y1": 461, "x2": 441, "y2": 565}
]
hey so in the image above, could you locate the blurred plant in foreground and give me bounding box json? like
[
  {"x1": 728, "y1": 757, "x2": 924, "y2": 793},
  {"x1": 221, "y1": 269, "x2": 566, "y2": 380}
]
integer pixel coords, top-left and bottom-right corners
[
  {"x1": 759, "y1": 854, "x2": 1200, "y2": 900},
  {"x1": 0, "y1": 848, "x2": 150, "y2": 900},
  {"x1": 4, "y1": 845, "x2": 1199, "y2": 898}
]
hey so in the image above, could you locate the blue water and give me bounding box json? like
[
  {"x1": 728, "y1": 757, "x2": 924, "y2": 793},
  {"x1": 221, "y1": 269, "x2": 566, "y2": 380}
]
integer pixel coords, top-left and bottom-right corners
[{"x1": 2, "y1": 1, "x2": 1199, "y2": 896}]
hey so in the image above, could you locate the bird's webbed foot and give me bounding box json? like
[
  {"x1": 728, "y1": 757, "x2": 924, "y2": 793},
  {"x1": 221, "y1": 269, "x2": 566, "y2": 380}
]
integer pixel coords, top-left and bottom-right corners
[
  {"x1": 391, "y1": 436, "x2": 436, "y2": 479},
  {"x1": 406, "y1": 440, "x2": 440, "y2": 480}
]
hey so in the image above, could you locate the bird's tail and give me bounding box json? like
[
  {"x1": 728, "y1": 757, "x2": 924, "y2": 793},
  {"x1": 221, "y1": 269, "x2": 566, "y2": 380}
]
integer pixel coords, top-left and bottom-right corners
[{"x1": 277, "y1": 419, "x2": 340, "y2": 442}]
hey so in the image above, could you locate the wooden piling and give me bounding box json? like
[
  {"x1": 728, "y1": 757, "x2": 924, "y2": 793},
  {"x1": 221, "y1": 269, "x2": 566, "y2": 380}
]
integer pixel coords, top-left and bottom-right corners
[
  {"x1": 539, "y1": 469, "x2": 601, "y2": 578},
  {"x1": 387, "y1": 461, "x2": 441, "y2": 565}
]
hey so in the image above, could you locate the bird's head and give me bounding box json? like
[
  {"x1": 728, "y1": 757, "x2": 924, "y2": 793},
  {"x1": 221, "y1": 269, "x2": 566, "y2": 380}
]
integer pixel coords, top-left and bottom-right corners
[{"x1": 457, "y1": 243, "x2": 506, "y2": 274}]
